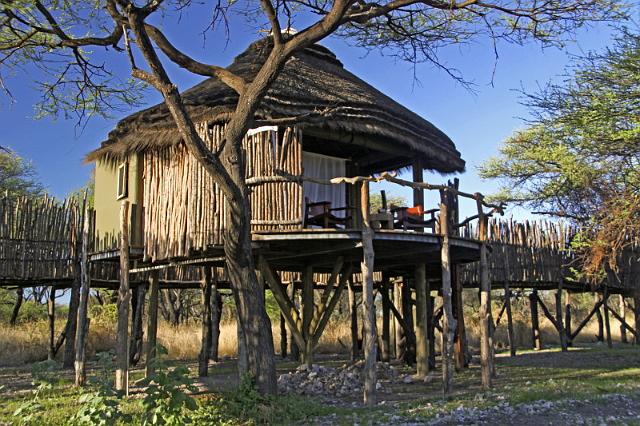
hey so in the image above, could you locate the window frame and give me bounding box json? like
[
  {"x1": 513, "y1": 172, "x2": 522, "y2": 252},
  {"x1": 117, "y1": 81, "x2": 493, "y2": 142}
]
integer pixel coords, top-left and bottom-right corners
[{"x1": 116, "y1": 162, "x2": 129, "y2": 200}]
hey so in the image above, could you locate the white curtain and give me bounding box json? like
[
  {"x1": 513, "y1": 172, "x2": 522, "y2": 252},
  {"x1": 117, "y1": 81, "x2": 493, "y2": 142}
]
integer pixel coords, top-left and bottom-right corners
[{"x1": 302, "y1": 151, "x2": 347, "y2": 217}]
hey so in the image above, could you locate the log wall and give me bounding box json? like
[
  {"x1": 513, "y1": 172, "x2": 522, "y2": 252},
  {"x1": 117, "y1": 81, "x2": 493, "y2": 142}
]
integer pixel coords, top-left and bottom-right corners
[{"x1": 143, "y1": 124, "x2": 303, "y2": 261}]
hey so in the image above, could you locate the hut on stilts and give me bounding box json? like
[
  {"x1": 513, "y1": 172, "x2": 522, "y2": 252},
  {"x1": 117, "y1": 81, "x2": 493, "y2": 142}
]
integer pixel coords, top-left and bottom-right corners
[{"x1": 2, "y1": 37, "x2": 640, "y2": 403}]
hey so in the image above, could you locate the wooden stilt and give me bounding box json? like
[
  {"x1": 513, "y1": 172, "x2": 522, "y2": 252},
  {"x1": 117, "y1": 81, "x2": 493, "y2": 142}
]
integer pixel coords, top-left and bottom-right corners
[
  {"x1": 476, "y1": 198, "x2": 492, "y2": 389},
  {"x1": 414, "y1": 264, "x2": 429, "y2": 377},
  {"x1": 530, "y1": 290, "x2": 542, "y2": 350},
  {"x1": 47, "y1": 287, "x2": 56, "y2": 361},
  {"x1": 394, "y1": 281, "x2": 404, "y2": 361},
  {"x1": 603, "y1": 291, "x2": 612, "y2": 349},
  {"x1": 427, "y1": 291, "x2": 436, "y2": 370},
  {"x1": 401, "y1": 278, "x2": 416, "y2": 365},
  {"x1": 619, "y1": 295, "x2": 628, "y2": 344},
  {"x1": 381, "y1": 274, "x2": 391, "y2": 362},
  {"x1": 302, "y1": 265, "x2": 314, "y2": 368},
  {"x1": 289, "y1": 284, "x2": 300, "y2": 361},
  {"x1": 439, "y1": 195, "x2": 455, "y2": 395},
  {"x1": 360, "y1": 180, "x2": 377, "y2": 406},
  {"x1": 130, "y1": 285, "x2": 146, "y2": 366},
  {"x1": 74, "y1": 207, "x2": 91, "y2": 386},
  {"x1": 349, "y1": 280, "x2": 359, "y2": 361},
  {"x1": 452, "y1": 266, "x2": 466, "y2": 370},
  {"x1": 595, "y1": 293, "x2": 604, "y2": 343},
  {"x1": 199, "y1": 267, "x2": 212, "y2": 377},
  {"x1": 570, "y1": 297, "x2": 605, "y2": 342},
  {"x1": 210, "y1": 278, "x2": 222, "y2": 362},
  {"x1": 146, "y1": 270, "x2": 159, "y2": 378},
  {"x1": 280, "y1": 313, "x2": 288, "y2": 358},
  {"x1": 505, "y1": 285, "x2": 516, "y2": 357},
  {"x1": 556, "y1": 279, "x2": 568, "y2": 352},
  {"x1": 115, "y1": 201, "x2": 131, "y2": 395},
  {"x1": 565, "y1": 291, "x2": 572, "y2": 347},
  {"x1": 634, "y1": 291, "x2": 640, "y2": 345}
]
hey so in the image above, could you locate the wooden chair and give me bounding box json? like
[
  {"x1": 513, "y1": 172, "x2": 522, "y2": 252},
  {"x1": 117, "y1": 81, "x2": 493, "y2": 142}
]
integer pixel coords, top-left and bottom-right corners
[
  {"x1": 392, "y1": 204, "x2": 438, "y2": 232},
  {"x1": 303, "y1": 197, "x2": 353, "y2": 228}
]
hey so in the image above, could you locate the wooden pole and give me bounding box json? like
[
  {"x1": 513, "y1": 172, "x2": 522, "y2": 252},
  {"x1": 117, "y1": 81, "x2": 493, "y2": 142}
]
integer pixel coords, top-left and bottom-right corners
[
  {"x1": 47, "y1": 287, "x2": 56, "y2": 361},
  {"x1": 348, "y1": 280, "x2": 359, "y2": 361},
  {"x1": 360, "y1": 181, "x2": 377, "y2": 406},
  {"x1": 619, "y1": 295, "x2": 628, "y2": 344},
  {"x1": 381, "y1": 274, "x2": 391, "y2": 362},
  {"x1": 452, "y1": 266, "x2": 467, "y2": 370},
  {"x1": 603, "y1": 291, "x2": 612, "y2": 349},
  {"x1": 302, "y1": 265, "x2": 314, "y2": 368},
  {"x1": 427, "y1": 291, "x2": 436, "y2": 370},
  {"x1": 440, "y1": 194, "x2": 456, "y2": 395},
  {"x1": 210, "y1": 278, "x2": 222, "y2": 362},
  {"x1": 565, "y1": 291, "x2": 572, "y2": 347},
  {"x1": 280, "y1": 313, "x2": 288, "y2": 358},
  {"x1": 505, "y1": 284, "x2": 516, "y2": 357},
  {"x1": 394, "y1": 281, "x2": 404, "y2": 362},
  {"x1": 401, "y1": 279, "x2": 416, "y2": 365},
  {"x1": 595, "y1": 293, "x2": 604, "y2": 343},
  {"x1": 130, "y1": 285, "x2": 146, "y2": 366},
  {"x1": 556, "y1": 279, "x2": 568, "y2": 352},
  {"x1": 476, "y1": 196, "x2": 492, "y2": 389},
  {"x1": 530, "y1": 290, "x2": 542, "y2": 350},
  {"x1": 146, "y1": 270, "x2": 159, "y2": 378},
  {"x1": 289, "y1": 284, "x2": 301, "y2": 361},
  {"x1": 74, "y1": 205, "x2": 91, "y2": 386},
  {"x1": 115, "y1": 201, "x2": 130, "y2": 394},
  {"x1": 199, "y1": 267, "x2": 212, "y2": 377},
  {"x1": 414, "y1": 263, "x2": 429, "y2": 377},
  {"x1": 634, "y1": 291, "x2": 640, "y2": 345}
]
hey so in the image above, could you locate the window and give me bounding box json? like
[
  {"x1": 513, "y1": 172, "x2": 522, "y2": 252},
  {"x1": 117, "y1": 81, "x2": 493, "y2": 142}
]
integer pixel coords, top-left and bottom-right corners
[{"x1": 116, "y1": 162, "x2": 128, "y2": 200}]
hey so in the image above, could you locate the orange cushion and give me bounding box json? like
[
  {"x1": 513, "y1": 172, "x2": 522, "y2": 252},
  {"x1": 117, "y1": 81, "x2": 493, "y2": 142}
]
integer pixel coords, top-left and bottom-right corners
[{"x1": 406, "y1": 205, "x2": 424, "y2": 216}]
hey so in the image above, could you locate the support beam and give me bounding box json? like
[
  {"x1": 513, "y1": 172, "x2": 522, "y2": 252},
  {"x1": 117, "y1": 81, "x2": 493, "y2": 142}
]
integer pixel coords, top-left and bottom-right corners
[
  {"x1": 400, "y1": 278, "x2": 416, "y2": 365},
  {"x1": 530, "y1": 290, "x2": 542, "y2": 350},
  {"x1": 427, "y1": 291, "x2": 436, "y2": 369},
  {"x1": 505, "y1": 284, "x2": 516, "y2": 357},
  {"x1": 115, "y1": 201, "x2": 131, "y2": 394},
  {"x1": 47, "y1": 287, "x2": 56, "y2": 360},
  {"x1": 565, "y1": 291, "x2": 572, "y2": 347},
  {"x1": 381, "y1": 275, "x2": 391, "y2": 362},
  {"x1": 210, "y1": 279, "x2": 222, "y2": 362},
  {"x1": 280, "y1": 314, "x2": 288, "y2": 358},
  {"x1": 130, "y1": 285, "x2": 146, "y2": 366},
  {"x1": 360, "y1": 180, "x2": 377, "y2": 406},
  {"x1": 414, "y1": 264, "x2": 429, "y2": 377},
  {"x1": 302, "y1": 265, "x2": 314, "y2": 368},
  {"x1": 74, "y1": 208, "x2": 91, "y2": 386},
  {"x1": 603, "y1": 291, "x2": 612, "y2": 349},
  {"x1": 440, "y1": 196, "x2": 456, "y2": 395},
  {"x1": 199, "y1": 267, "x2": 212, "y2": 377},
  {"x1": 146, "y1": 270, "x2": 160, "y2": 377},
  {"x1": 570, "y1": 297, "x2": 605, "y2": 341},
  {"x1": 349, "y1": 280, "x2": 359, "y2": 361},
  {"x1": 556, "y1": 279, "x2": 568, "y2": 352},
  {"x1": 605, "y1": 304, "x2": 639, "y2": 340},
  {"x1": 619, "y1": 295, "x2": 628, "y2": 344},
  {"x1": 595, "y1": 293, "x2": 604, "y2": 343},
  {"x1": 634, "y1": 291, "x2": 640, "y2": 345},
  {"x1": 394, "y1": 281, "x2": 403, "y2": 362}
]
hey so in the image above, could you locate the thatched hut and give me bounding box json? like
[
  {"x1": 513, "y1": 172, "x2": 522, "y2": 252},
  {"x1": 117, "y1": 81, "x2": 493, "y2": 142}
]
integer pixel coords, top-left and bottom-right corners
[{"x1": 88, "y1": 38, "x2": 464, "y2": 262}]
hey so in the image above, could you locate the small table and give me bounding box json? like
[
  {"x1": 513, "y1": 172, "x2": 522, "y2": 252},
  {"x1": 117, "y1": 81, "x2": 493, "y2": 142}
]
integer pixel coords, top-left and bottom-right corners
[{"x1": 369, "y1": 212, "x2": 394, "y2": 230}]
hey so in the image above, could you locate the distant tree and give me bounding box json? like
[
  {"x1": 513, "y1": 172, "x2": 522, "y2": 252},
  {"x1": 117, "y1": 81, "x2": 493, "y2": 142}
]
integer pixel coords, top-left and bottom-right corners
[
  {"x1": 68, "y1": 170, "x2": 95, "y2": 208},
  {"x1": 0, "y1": 0, "x2": 627, "y2": 394},
  {"x1": 479, "y1": 29, "x2": 640, "y2": 279},
  {"x1": 369, "y1": 192, "x2": 406, "y2": 213},
  {"x1": 0, "y1": 149, "x2": 45, "y2": 197}
]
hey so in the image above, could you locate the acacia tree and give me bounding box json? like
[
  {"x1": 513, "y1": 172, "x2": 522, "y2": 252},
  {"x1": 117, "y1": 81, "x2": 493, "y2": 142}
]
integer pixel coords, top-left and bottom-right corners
[
  {"x1": 480, "y1": 29, "x2": 639, "y2": 280},
  {"x1": 1, "y1": 0, "x2": 626, "y2": 394}
]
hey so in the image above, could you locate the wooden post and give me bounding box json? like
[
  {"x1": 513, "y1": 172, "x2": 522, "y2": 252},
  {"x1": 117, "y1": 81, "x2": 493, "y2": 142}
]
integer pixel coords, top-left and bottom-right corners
[
  {"x1": 505, "y1": 284, "x2": 516, "y2": 357},
  {"x1": 210, "y1": 276, "x2": 222, "y2": 362},
  {"x1": 401, "y1": 279, "x2": 416, "y2": 365},
  {"x1": 427, "y1": 290, "x2": 436, "y2": 369},
  {"x1": 146, "y1": 270, "x2": 159, "y2": 378},
  {"x1": 452, "y1": 266, "x2": 467, "y2": 370},
  {"x1": 348, "y1": 280, "x2": 359, "y2": 361},
  {"x1": 530, "y1": 290, "x2": 542, "y2": 350},
  {"x1": 280, "y1": 313, "x2": 288, "y2": 358},
  {"x1": 289, "y1": 284, "x2": 301, "y2": 361},
  {"x1": 414, "y1": 264, "x2": 429, "y2": 377},
  {"x1": 302, "y1": 265, "x2": 314, "y2": 368},
  {"x1": 556, "y1": 279, "x2": 568, "y2": 352},
  {"x1": 394, "y1": 281, "x2": 404, "y2": 361},
  {"x1": 360, "y1": 181, "x2": 377, "y2": 406},
  {"x1": 565, "y1": 291, "x2": 572, "y2": 347},
  {"x1": 47, "y1": 287, "x2": 56, "y2": 361},
  {"x1": 634, "y1": 291, "x2": 640, "y2": 345},
  {"x1": 130, "y1": 285, "x2": 146, "y2": 366},
  {"x1": 439, "y1": 194, "x2": 456, "y2": 395},
  {"x1": 476, "y1": 196, "x2": 492, "y2": 389},
  {"x1": 381, "y1": 274, "x2": 391, "y2": 362},
  {"x1": 603, "y1": 291, "x2": 612, "y2": 349},
  {"x1": 199, "y1": 267, "x2": 212, "y2": 377},
  {"x1": 595, "y1": 293, "x2": 604, "y2": 343},
  {"x1": 74, "y1": 206, "x2": 91, "y2": 386},
  {"x1": 619, "y1": 295, "x2": 628, "y2": 344},
  {"x1": 115, "y1": 201, "x2": 130, "y2": 394}
]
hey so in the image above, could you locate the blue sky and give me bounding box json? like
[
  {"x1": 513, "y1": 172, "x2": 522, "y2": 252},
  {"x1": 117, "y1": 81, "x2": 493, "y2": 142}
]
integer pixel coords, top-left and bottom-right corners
[{"x1": 0, "y1": 6, "x2": 627, "y2": 219}]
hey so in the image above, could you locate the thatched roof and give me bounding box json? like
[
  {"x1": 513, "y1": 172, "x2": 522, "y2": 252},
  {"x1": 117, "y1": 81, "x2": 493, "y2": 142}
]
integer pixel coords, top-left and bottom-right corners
[{"x1": 87, "y1": 37, "x2": 464, "y2": 173}]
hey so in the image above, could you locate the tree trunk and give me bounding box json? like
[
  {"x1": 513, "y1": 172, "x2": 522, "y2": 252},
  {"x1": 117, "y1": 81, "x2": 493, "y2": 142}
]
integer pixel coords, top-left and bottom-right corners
[
  {"x1": 10, "y1": 288, "x2": 23, "y2": 326},
  {"x1": 146, "y1": 270, "x2": 159, "y2": 378},
  {"x1": 199, "y1": 267, "x2": 213, "y2": 377}
]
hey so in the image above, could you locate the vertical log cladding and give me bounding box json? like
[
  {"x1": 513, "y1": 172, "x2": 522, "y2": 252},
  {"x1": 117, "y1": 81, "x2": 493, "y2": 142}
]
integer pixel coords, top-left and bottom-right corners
[{"x1": 142, "y1": 125, "x2": 303, "y2": 261}]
